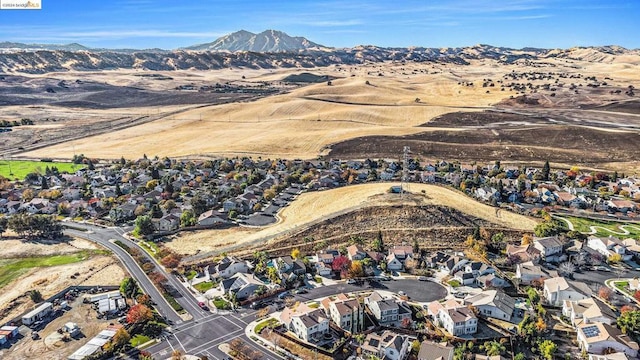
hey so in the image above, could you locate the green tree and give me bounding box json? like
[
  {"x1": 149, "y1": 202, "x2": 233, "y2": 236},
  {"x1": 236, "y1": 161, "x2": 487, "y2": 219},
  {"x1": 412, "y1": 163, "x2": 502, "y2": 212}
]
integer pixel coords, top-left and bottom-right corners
[
  {"x1": 120, "y1": 277, "x2": 140, "y2": 299},
  {"x1": 372, "y1": 230, "x2": 384, "y2": 252},
  {"x1": 29, "y1": 290, "x2": 43, "y2": 303},
  {"x1": 618, "y1": 310, "x2": 640, "y2": 335},
  {"x1": 41, "y1": 176, "x2": 49, "y2": 189},
  {"x1": 542, "y1": 160, "x2": 550, "y2": 181},
  {"x1": 483, "y1": 340, "x2": 505, "y2": 356},
  {"x1": 180, "y1": 210, "x2": 196, "y2": 227},
  {"x1": 134, "y1": 215, "x2": 154, "y2": 236},
  {"x1": 150, "y1": 204, "x2": 163, "y2": 219},
  {"x1": 527, "y1": 287, "x2": 540, "y2": 304},
  {"x1": 190, "y1": 194, "x2": 208, "y2": 216},
  {"x1": 538, "y1": 339, "x2": 557, "y2": 360},
  {"x1": 514, "y1": 353, "x2": 525, "y2": 360}
]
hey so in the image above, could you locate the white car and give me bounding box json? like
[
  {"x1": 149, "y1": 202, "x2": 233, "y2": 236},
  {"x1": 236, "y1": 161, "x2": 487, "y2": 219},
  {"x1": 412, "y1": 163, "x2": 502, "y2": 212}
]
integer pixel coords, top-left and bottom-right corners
[{"x1": 398, "y1": 291, "x2": 406, "y2": 296}]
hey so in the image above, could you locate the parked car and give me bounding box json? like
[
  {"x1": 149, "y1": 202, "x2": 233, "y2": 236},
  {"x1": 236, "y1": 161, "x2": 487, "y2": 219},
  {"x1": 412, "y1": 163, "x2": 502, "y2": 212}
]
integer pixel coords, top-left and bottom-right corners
[
  {"x1": 398, "y1": 291, "x2": 406, "y2": 296},
  {"x1": 347, "y1": 279, "x2": 357, "y2": 284},
  {"x1": 278, "y1": 291, "x2": 290, "y2": 299},
  {"x1": 417, "y1": 276, "x2": 428, "y2": 281}
]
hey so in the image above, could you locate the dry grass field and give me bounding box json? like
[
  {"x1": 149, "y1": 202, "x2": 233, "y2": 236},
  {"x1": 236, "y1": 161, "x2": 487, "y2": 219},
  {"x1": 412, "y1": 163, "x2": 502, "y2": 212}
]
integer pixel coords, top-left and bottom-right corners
[
  {"x1": 22, "y1": 58, "x2": 640, "y2": 162},
  {"x1": 166, "y1": 183, "x2": 538, "y2": 256},
  {"x1": 0, "y1": 237, "x2": 125, "y2": 325},
  {"x1": 22, "y1": 61, "x2": 513, "y2": 160}
]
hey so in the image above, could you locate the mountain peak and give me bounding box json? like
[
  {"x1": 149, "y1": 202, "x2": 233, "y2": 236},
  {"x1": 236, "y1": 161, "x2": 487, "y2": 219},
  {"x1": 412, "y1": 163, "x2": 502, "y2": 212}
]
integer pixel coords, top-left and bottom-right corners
[{"x1": 184, "y1": 29, "x2": 325, "y2": 53}]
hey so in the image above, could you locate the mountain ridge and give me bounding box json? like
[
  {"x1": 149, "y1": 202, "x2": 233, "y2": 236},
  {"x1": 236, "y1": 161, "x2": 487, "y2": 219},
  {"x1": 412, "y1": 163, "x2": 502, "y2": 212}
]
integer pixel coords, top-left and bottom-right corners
[
  {"x1": 183, "y1": 29, "x2": 325, "y2": 52},
  {"x1": 1, "y1": 30, "x2": 639, "y2": 73}
]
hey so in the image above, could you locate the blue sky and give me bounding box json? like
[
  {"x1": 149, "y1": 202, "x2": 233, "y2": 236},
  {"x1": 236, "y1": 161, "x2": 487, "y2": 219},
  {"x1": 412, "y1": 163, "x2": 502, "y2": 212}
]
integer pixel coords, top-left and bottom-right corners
[{"x1": 0, "y1": 0, "x2": 637, "y2": 49}]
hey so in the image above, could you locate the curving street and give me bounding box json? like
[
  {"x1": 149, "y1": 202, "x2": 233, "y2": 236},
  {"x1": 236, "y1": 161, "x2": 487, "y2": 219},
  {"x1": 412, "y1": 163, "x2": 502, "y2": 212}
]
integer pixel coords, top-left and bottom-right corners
[{"x1": 65, "y1": 222, "x2": 447, "y2": 359}]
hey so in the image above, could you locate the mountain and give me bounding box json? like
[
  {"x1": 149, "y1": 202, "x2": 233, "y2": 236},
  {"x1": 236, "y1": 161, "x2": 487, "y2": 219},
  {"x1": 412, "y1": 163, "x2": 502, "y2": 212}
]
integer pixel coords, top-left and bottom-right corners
[
  {"x1": 184, "y1": 30, "x2": 325, "y2": 52},
  {"x1": 0, "y1": 42, "x2": 89, "y2": 51},
  {"x1": 0, "y1": 42, "x2": 638, "y2": 74}
]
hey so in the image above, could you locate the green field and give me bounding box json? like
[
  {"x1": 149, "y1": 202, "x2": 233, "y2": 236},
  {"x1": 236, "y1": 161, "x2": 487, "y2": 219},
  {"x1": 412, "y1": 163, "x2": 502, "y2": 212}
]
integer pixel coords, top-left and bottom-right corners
[
  {"x1": 563, "y1": 216, "x2": 640, "y2": 238},
  {"x1": 0, "y1": 251, "x2": 97, "y2": 288},
  {"x1": 193, "y1": 281, "x2": 214, "y2": 293},
  {"x1": 0, "y1": 160, "x2": 84, "y2": 180},
  {"x1": 130, "y1": 334, "x2": 151, "y2": 347}
]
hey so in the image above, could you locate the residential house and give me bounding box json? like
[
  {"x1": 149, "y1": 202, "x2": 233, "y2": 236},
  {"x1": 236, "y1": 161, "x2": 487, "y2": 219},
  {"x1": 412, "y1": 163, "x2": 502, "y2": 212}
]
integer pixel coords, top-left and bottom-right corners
[
  {"x1": 197, "y1": 210, "x2": 227, "y2": 226},
  {"x1": 476, "y1": 273, "x2": 510, "y2": 289},
  {"x1": 347, "y1": 244, "x2": 367, "y2": 261},
  {"x1": 607, "y1": 199, "x2": 636, "y2": 214},
  {"x1": 153, "y1": 213, "x2": 180, "y2": 231},
  {"x1": 220, "y1": 273, "x2": 265, "y2": 300},
  {"x1": 515, "y1": 261, "x2": 558, "y2": 285},
  {"x1": 274, "y1": 256, "x2": 306, "y2": 280},
  {"x1": 425, "y1": 251, "x2": 453, "y2": 269},
  {"x1": 439, "y1": 306, "x2": 478, "y2": 336},
  {"x1": 562, "y1": 297, "x2": 616, "y2": 327},
  {"x1": 389, "y1": 246, "x2": 414, "y2": 265},
  {"x1": 279, "y1": 303, "x2": 330, "y2": 344},
  {"x1": 533, "y1": 236, "x2": 565, "y2": 262},
  {"x1": 322, "y1": 293, "x2": 364, "y2": 334},
  {"x1": 622, "y1": 239, "x2": 640, "y2": 258},
  {"x1": 464, "y1": 290, "x2": 517, "y2": 323},
  {"x1": 208, "y1": 256, "x2": 249, "y2": 279},
  {"x1": 386, "y1": 253, "x2": 405, "y2": 271},
  {"x1": 577, "y1": 322, "x2": 639, "y2": 357},
  {"x1": 365, "y1": 291, "x2": 412, "y2": 328},
  {"x1": 429, "y1": 299, "x2": 477, "y2": 336},
  {"x1": 505, "y1": 243, "x2": 541, "y2": 264},
  {"x1": 587, "y1": 236, "x2": 632, "y2": 261},
  {"x1": 315, "y1": 262, "x2": 333, "y2": 277},
  {"x1": 417, "y1": 341, "x2": 454, "y2": 360},
  {"x1": 362, "y1": 331, "x2": 414, "y2": 360},
  {"x1": 543, "y1": 277, "x2": 592, "y2": 306}
]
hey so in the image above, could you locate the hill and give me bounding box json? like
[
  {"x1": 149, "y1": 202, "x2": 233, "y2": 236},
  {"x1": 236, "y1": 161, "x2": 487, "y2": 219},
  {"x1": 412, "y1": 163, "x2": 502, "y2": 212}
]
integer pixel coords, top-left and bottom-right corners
[{"x1": 184, "y1": 29, "x2": 325, "y2": 52}]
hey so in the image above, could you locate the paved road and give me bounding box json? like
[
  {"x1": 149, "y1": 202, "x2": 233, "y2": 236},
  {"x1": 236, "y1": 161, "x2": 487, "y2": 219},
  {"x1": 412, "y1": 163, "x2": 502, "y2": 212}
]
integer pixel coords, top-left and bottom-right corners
[
  {"x1": 66, "y1": 223, "x2": 215, "y2": 323},
  {"x1": 66, "y1": 222, "x2": 280, "y2": 359},
  {"x1": 64, "y1": 226, "x2": 183, "y2": 324},
  {"x1": 68, "y1": 222, "x2": 445, "y2": 359}
]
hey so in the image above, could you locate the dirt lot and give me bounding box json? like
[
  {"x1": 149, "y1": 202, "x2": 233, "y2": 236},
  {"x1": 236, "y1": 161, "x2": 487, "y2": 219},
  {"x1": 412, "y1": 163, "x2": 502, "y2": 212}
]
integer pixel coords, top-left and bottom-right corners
[
  {"x1": 168, "y1": 183, "x2": 537, "y2": 259},
  {"x1": 0, "y1": 237, "x2": 125, "y2": 326},
  {"x1": 2, "y1": 297, "x2": 118, "y2": 360}
]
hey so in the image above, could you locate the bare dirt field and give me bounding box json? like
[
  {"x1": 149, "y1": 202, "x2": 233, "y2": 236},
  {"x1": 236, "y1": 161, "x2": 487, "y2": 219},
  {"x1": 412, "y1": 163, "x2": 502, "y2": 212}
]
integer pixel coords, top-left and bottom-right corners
[
  {"x1": 3, "y1": 298, "x2": 118, "y2": 360},
  {"x1": 0, "y1": 238, "x2": 125, "y2": 325},
  {"x1": 19, "y1": 58, "x2": 640, "y2": 164},
  {"x1": 167, "y1": 183, "x2": 538, "y2": 259}
]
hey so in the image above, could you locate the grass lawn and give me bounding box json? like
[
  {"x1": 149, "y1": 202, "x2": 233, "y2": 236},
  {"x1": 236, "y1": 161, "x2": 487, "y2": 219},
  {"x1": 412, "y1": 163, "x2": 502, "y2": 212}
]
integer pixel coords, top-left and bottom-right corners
[
  {"x1": 448, "y1": 279, "x2": 461, "y2": 288},
  {"x1": 130, "y1": 334, "x2": 152, "y2": 347},
  {"x1": 563, "y1": 216, "x2": 640, "y2": 238},
  {"x1": 614, "y1": 281, "x2": 630, "y2": 294},
  {"x1": 254, "y1": 318, "x2": 280, "y2": 334},
  {"x1": 193, "y1": 281, "x2": 214, "y2": 293},
  {"x1": 0, "y1": 251, "x2": 96, "y2": 288},
  {"x1": 213, "y1": 297, "x2": 230, "y2": 310},
  {"x1": 185, "y1": 270, "x2": 197, "y2": 280},
  {"x1": 0, "y1": 160, "x2": 84, "y2": 180}
]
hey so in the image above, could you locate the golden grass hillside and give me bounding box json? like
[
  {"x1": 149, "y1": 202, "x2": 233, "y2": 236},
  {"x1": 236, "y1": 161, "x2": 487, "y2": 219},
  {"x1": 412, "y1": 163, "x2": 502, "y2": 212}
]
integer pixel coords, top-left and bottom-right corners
[
  {"x1": 166, "y1": 183, "x2": 539, "y2": 256},
  {"x1": 24, "y1": 62, "x2": 512, "y2": 160}
]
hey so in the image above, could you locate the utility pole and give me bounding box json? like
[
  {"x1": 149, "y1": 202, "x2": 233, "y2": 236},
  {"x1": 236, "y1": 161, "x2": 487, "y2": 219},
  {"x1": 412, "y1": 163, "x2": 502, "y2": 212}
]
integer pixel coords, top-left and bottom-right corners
[{"x1": 401, "y1": 146, "x2": 410, "y2": 198}]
